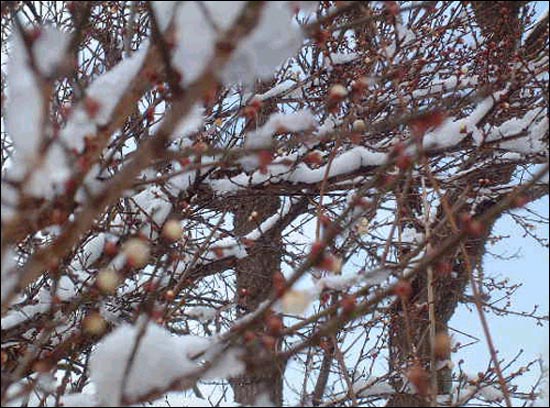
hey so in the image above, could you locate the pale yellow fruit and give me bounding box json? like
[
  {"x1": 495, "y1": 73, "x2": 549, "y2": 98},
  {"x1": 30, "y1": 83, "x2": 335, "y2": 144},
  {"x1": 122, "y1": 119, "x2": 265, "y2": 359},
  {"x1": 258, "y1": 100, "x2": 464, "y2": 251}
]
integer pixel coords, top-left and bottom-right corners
[
  {"x1": 96, "y1": 268, "x2": 120, "y2": 294},
  {"x1": 82, "y1": 313, "x2": 107, "y2": 335},
  {"x1": 329, "y1": 84, "x2": 348, "y2": 98},
  {"x1": 352, "y1": 119, "x2": 366, "y2": 131},
  {"x1": 123, "y1": 238, "x2": 150, "y2": 268},
  {"x1": 281, "y1": 290, "x2": 312, "y2": 315},
  {"x1": 162, "y1": 219, "x2": 183, "y2": 241}
]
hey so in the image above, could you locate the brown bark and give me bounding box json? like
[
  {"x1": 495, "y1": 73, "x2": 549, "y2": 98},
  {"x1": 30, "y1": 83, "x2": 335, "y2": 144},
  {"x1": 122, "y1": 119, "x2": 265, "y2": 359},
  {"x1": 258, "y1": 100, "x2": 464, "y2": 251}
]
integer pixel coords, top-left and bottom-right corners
[
  {"x1": 228, "y1": 84, "x2": 286, "y2": 406},
  {"x1": 385, "y1": 3, "x2": 526, "y2": 405},
  {"x1": 229, "y1": 192, "x2": 286, "y2": 405},
  {"x1": 470, "y1": 1, "x2": 524, "y2": 64},
  {"x1": 469, "y1": 1, "x2": 524, "y2": 87},
  {"x1": 387, "y1": 198, "x2": 491, "y2": 405},
  {"x1": 386, "y1": 162, "x2": 522, "y2": 408}
]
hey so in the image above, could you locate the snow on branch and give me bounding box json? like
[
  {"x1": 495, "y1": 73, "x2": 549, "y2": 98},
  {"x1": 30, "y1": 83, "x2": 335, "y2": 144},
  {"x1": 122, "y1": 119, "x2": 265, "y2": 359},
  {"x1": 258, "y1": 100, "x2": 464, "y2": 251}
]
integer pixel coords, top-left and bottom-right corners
[
  {"x1": 90, "y1": 321, "x2": 244, "y2": 406},
  {"x1": 5, "y1": 32, "x2": 46, "y2": 178},
  {"x1": 60, "y1": 44, "x2": 149, "y2": 152},
  {"x1": 244, "y1": 109, "x2": 317, "y2": 149},
  {"x1": 222, "y1": 2, "x2": 304, "y2": 84}
]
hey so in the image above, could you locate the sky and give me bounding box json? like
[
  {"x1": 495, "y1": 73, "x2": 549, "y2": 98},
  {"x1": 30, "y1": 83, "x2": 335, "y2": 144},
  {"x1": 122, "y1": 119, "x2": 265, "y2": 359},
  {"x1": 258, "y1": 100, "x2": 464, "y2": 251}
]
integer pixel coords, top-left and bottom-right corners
[
  {"x1": 283, "y1": 3, "x2": 550, "y2": 403},
  {"x1": 448, "y1": 2, "x2": 550, "y2": 402},
  {"x1": 450, "y1": 193, "x2": 549, "y2": 404}
]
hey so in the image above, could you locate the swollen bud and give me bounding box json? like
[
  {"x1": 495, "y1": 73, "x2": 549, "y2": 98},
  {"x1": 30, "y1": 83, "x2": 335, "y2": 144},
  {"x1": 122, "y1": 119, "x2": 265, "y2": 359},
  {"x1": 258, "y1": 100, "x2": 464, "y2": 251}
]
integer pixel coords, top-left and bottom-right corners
[
  {"x1": 82, "y1": 312, "x2": 107, "y2": 335},
  {"x1": 407, "y1": 364, "x2": 430, "y2": 397},
  {"x1": 352, "y1": 119, "x2": 366, "y2": 131},
  {"x1": 84, "y1": 97, "x2": 101, "y2": 119},
  {"x1": 96, "y1": 269, "x2": 120, "y2": 294},
  {"x1": 393, "y1": 280, "x2": 412, "y2": 299},
  {"x1": 281, "y1": 290, "x2": 311, "y2": 314},
  {"x1": 164, "y1": 290, "x2": 176, "y2": 301},
  {"x1": 341, "y1": 295, "x2": 357, "y2": 315},
  {"x1": 434, "y1": 332, "x2": 452, "y2": 359},
  {"x1": 123, "y1": 238, "x2": 150, "y2": 268},
  {"x1": 328, "y1": 84, "x2": 348, "y2": 100},
  {"x1": 162, "y1": 219, "x2": 183, "y2": 241},
  {"x1": 318, "y1": 254, "x2": 343, "y2": 274},
  {"x1": 265, "y1": 315, "x2": 284, "y2": 336}
]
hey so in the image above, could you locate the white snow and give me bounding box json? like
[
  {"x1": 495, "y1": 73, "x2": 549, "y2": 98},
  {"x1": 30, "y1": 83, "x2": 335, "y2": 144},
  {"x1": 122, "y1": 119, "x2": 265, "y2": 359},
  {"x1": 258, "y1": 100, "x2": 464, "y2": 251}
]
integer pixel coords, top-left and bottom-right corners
[
  {"x1": 58, "y1": 393, "x2": 99, "y2": 407},
  {"x1": 2, "y1": 387, "x2": 98, "y2": 407},
  {"x1": 478, "y1": 385, "x2": 504, "y2": 402},
  {"x1": 5, "y1": 28, "x2": 69, "y2": 184},
  {"x1": 245, "y1": 109, "x2": 317, "y2": 149},
  {"x1": 56, "y1": 275, "x2": 77, "y2": 301},
  {"x1": 59, "y1": 42, "x2": 149, "y2": 153},
  {"x1": 411, "y1": 75, "x2": 478, "y2": 100},
  {"x1": 383, "y1": 19, "x2": 415, "y2": 59},
  {"x1": 206, "y1": 199, "x2": 294, "y2": 261},
  {"x1": 130, "y1": 186, "x2": 173, "y2": 239},
  {"x1": 313, "y1": 267, "x2": 390, "y2": 294},
  {"x1": 167, "y1": 164, "x2": 196, "y2": 195},
  {"x1": 172, "y1": 2, "x2": 245, "y2": 86},
  {"x1": 327, "y1": 52, "x2": 359, "y2": 66},
  {"x1": 23, "y1": 144, "x2": 71, "y2": 198},
  {"x1": 287, "y1": 147, "x2": 386, "y2": 184},
  {"x1": 315, "y1": 117, "x2": 341, "y2": 137},
  {"x1": 75, "y1": 164, "x2": 108, "y2": 203},
  {"x1": 223, "y1": 2, "x2": 303, "y2": 84},
  {"x1": 401, "y1": 226, "x2": 423, "y2": 244},
  {"x1": 90, "y1": 321, "x2": 243, "y2": 406},
  {"x1": 59, "y1": 109, "x2": 98, "y2": 152},
  {"x1": 1, "y1": 182, "x2": 19, "y2": 222},
  {"x1": 423, "y1": 91, "x2": 504, "y2": 150},
  {"x1": 77, "y1": 233, "x2": 107, "y2": 268},
  {"x1": 5, "y1": 31, "x2": 44, "y2": 172},
  {"x1": 1, "y1": 248, "x2": 18, "y2": 303},
  {"x1": 484, "y1": 109, "x2": 548, "y2": 154},
  {"x1": 396, "y1": 21, "x2": 415, "y2": 44},
  {"x1": 201, "y1": 345, "x2": 245, "y2": 380},
  {"x1": 85, "y1": 44, "x2": 149, "y2": 127},
  {"x1": 208, "y1": 145, "x2": 386, "y2": 195},
  {"x1": 151, "y1": 1, "x2": 178, "y2": 31},
  {"x1": 171, "y1": 104, "x2": 205, "y2": 142},
  {"x1": 353, "y1": 378, "x2": 394, "y2": 396},
  {"x1": 255, "y1": 79, "x2": 296, "y2": 100},
  {"x1": 1, "y1": 290, "x2": 52, "y2": 330},
  {"x1": 33, "y1": 26, "x2": 70, "y2": 76},
  {"x1": 187, "y1": 306, "x2": 217, "y2": 322},
  {"x1": 90, "y1": 321, "x2": 205, "y2": 405},
  {"x1": 133, "y1": 393, "x2": 238, "y2": 407}
]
